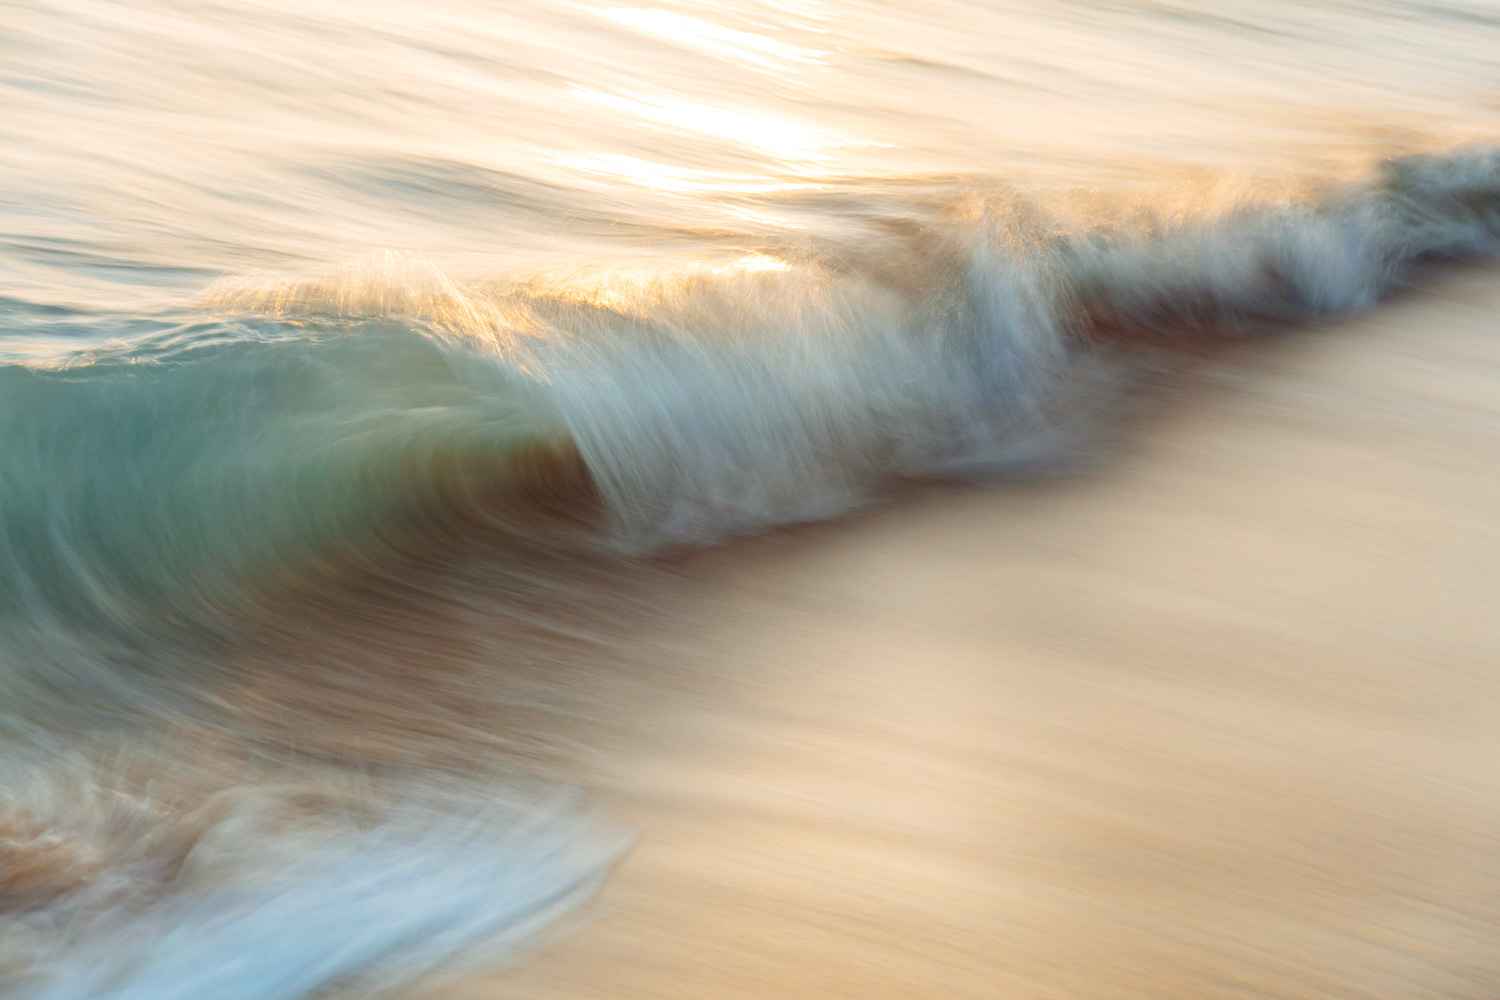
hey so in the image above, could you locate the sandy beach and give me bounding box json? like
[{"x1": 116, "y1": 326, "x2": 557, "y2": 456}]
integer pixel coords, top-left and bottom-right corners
[{"x1": 365, "y1": 264, "x2": 1500, "y2": 999}]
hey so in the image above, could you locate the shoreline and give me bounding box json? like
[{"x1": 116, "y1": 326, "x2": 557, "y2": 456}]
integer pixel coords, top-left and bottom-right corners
[
  {"x1": 447, "y1": 264, "x2": 1500, "y2": 999},
  {"x1": 5, "y1": 264, "x2": 1497, "y2": 998}
]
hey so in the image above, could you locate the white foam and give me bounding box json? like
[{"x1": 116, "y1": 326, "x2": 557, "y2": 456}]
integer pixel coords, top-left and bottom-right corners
[{"x1": 3, "y1": 770, "x2": 619, "y2": 1000}]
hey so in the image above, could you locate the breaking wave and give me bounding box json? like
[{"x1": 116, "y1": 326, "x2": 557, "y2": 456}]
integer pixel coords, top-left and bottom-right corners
[
  {"x1": 2, "y1": 146, "x2": 1499, "y2": 997},
  {"x1": 7, "y1": 150, "x2": 1500, "y2": 644}
]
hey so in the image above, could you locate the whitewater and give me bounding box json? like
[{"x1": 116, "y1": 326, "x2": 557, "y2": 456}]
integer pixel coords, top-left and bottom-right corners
[{"x1": 3, "y1": 0, "x2": 1500, "y2": 997}]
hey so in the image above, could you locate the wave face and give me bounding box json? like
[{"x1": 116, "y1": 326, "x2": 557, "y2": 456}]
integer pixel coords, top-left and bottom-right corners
[
  {"x1": 6, "y1": 0, "x2": 1500, "y2": 994},
  {"x1": 6, "y1": 150, "x2": 1499, "y2": 690},
  {"x1": 0, "y1": 298, "x2": 563, "y2": 724}
]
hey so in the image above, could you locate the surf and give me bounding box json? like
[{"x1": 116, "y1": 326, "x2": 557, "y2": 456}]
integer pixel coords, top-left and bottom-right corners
[{"x1": 2, "y1": 144, "x2": 1500, "y2": 996}]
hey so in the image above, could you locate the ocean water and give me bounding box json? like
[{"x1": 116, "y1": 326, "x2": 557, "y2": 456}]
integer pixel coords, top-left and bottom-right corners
[{"x1": 3, "y1": 0, "x2": 1500, "y2": 996}]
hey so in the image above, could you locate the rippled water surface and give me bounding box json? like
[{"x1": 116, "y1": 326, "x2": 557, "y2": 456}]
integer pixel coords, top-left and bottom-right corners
[{"x1": 6, "y1": 0, "x2": 1500, "y2": 311}]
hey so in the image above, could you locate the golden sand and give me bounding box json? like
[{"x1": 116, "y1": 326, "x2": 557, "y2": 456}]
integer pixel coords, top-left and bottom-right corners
[{"x1": 433, "y1": 265, "x2": 1500, "y2": 999}]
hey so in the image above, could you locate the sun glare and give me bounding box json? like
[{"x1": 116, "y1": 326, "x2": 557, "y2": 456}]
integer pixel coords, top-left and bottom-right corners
[{"x1": 572, "y1": 87, "x2": 843, "y2": 164}]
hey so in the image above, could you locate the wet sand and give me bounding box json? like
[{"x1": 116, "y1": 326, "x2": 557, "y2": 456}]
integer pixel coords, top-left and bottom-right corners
[{"x1": 403, "y1": 265, "x2": 1500, "y2": 999}]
